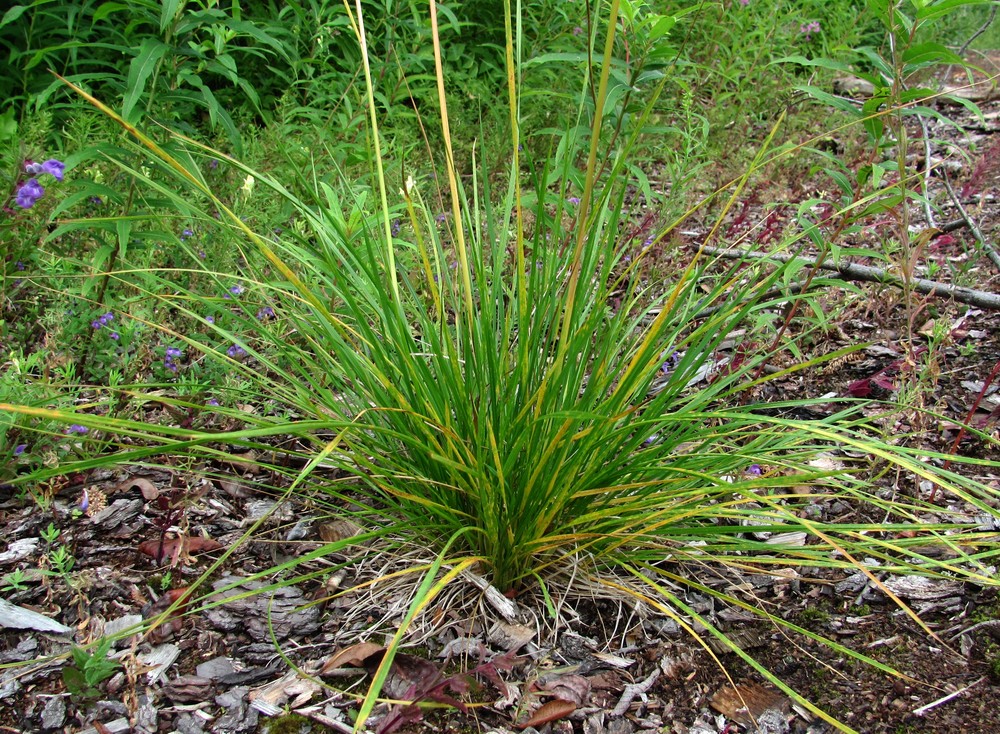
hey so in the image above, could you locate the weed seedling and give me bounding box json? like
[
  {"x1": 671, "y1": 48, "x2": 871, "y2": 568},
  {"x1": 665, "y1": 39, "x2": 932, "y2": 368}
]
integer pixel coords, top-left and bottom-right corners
[
  {"x1": 1, "y1": 569, "x2": 28, "y2": 592},
  {"x1": 62, "y1": 637, "x2": 120, "y2": 699}
]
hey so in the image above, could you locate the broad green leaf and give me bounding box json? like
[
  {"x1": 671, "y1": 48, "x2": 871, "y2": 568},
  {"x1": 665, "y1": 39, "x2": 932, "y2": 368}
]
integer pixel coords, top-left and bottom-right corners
[
  {"x1": 227, "y1": 19, "x2": 292, "y2": 60},
  {"x1": 916, "y1": 0, "x2": 994, "y2": 22},
  {"x1": 0, "y1": 5, "x2": 30, "y2": 29},
  {"x1": 93, "y1": 2, "x2": 128, "y2": 22},
  {"x1": 645, "y1": 14, "x2": 676, "y2": 40},
  {"x1": 793, "y1": 85, "x2": 862, "y2": 116},
  {"x1": 159, "y1": 0, "x2": 182, "y2": 32},
  {"x1": 116, "y1": 219, "x2": 132, "y2": 260},
  {"x1": 122, "y1": 38, "x2": 168, "y2": 123},
  {"x1": 772, "y1": 55, "x2": 854, "y2": 73},
  {"x1": 902, "y1": 42, "x2": 964, "y2": 66}
]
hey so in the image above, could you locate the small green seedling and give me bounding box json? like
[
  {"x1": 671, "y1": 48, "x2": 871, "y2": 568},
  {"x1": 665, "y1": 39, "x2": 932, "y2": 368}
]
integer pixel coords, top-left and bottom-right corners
[
  {"x1": 1, "y1": 569, "x2": 28, "y2": 592},
  {"x1": 40, "y1": 523, "x2": 60, "y2": 544},
  {"x1": 62, "y1": 638, "x2": 120, "y2": 699}
]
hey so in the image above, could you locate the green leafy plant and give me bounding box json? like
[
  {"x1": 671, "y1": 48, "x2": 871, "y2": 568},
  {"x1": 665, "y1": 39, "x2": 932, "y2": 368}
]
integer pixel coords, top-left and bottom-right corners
[
  {"x1": 1, "y1": 568, "x2": 28, "y2": 592},
  {"x1": 62, "y1": 637, "x2": 120, "y2": 699}
]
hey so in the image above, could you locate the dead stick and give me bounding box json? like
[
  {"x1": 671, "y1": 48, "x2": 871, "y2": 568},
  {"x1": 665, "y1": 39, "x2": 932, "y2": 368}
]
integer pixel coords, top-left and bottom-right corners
[
  {"x1": 610, "y1": 668, "x2": 660, "y2": 717},
  {"x1": 941, "y1": 176, "x2": 1000, "y2": 272},
  {"x1": 702, "y1": 246, "x2": 1000, "y2": 310}
]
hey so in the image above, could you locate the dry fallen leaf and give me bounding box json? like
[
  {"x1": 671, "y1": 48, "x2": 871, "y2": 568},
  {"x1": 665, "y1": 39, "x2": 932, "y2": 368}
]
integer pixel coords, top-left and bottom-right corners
[
  {"x1": 515, "y1": 698, "x2": 576, "y2": 730},
  {"x1": 710, "y1": 682, "x2": 788, "y2": 726},
  {"x1": 319, "y1": 642, "x2": 386, "y2": 675},
  {"x1": 122, "y1": 477, "x2": 160, "y2": 501},
  {"x1": 540, "y1": 673, "x2": 591, "y2": 705},
  {"x1": 317, "y1": 519, "x2": 363, "y2": 543}
]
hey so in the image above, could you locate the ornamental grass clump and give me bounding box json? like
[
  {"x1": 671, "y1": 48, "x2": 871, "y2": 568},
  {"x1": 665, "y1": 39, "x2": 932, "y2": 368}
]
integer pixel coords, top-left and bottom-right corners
[{"x1": 3, "y1": 0, "x2": 999, "y2": 730}]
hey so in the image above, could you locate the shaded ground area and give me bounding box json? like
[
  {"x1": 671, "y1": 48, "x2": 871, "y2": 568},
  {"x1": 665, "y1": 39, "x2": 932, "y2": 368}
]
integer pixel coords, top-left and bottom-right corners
[{"x1": 2, "y1": 67, "x2": 1000, "y2": 734}]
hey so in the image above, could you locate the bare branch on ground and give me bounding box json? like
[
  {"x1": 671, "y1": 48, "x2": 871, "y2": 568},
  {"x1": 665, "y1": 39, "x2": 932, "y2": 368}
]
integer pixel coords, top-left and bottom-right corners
[{"x1": 701, "y1": 246, "x2": 1000, "y2": 310}]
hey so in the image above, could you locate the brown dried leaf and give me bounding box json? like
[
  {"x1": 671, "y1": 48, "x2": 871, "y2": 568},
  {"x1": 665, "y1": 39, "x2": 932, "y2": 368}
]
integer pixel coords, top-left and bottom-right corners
[
  {"x1": 540, "y1": 674, "x2": 591, "y2": 705},
  {"x1": 317, "y1": 519, "x2": 362, "y2": 543},
  {"x1": 710, "y1": 682, "x2": 789, "y2": 725},
  {"x1": 319, "y1": 642, "x2": 385, "y2": 675},
  {"x1": 125, "y1": 477, "x2": 160, "y2": 500},
  {"x1": 516, "y1": 698, "x2": 576, "y2": 729}
]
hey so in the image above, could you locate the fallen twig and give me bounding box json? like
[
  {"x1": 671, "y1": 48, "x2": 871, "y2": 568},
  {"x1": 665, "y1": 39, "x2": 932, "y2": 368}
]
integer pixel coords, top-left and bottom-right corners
[
  {"x1": 941, "y1": 175, "x2": 1000, "y2": 271},
  {"x1": 702, "y1": 246, "x2": 1000, "y2": 310},
  {"x1": 610, "y1": 668, "x2": 660, "y2": 717}
]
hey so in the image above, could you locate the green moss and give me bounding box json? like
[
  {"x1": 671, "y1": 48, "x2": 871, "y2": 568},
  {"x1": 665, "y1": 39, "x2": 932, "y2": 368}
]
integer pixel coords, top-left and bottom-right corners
[
  {"x1": 799, "y1": 607, "x2": 830, "y2": 627},
  {"x1": 264, "y1": 713, "x2": 323, "y2": 734}
]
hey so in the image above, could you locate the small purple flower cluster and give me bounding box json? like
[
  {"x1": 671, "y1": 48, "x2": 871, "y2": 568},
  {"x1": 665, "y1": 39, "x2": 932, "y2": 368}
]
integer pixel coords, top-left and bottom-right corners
[
  {"x1": 226, "y1": 344, "x2": 247, "y2": 359},
  {"x1": 391, "y1": 219, "x2": 401, "y2": 237},
  {"x1": 800, "y1": 20, "x2": 820, "y2": 39},
  {"x1": 661, "y1": 350, "x2": 682, "y2": 374},
  {"x1": 181, "y1": 228, "x2": 194, "y2": 240},
  {"x1": 223, "y1": 284, "x2": 243, "y2": 300},
  {"x1": 256, "y1": 306, "x2": 275, "y2": 321},
  {"x1": 65, "y1": 424, "x2": 88, "y2": 435},
  {"x1": 14, "y1": 159, "x2": 64, "y2": 209},
  {"x1": 13, "y1": 444, "x2": 27, "y2": 456},
  {"x1": 91, "y1": 312, "x2": 119, "y2": 340},
  {"x1": 164, "y1": 346, "x2": 183, "y2": 373}
]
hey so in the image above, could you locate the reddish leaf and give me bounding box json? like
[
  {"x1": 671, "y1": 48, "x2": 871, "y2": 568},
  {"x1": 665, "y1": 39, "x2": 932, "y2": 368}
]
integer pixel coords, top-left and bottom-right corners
[
  {"x1": 138, "y1": 536, "x2": 222, "y2": 566},
  {"x1": 515, "y1": 698, "x2": 576, "y2": 729},
  {"x1": 847, "y1": 377, "x2": 872, "y2": 397}
]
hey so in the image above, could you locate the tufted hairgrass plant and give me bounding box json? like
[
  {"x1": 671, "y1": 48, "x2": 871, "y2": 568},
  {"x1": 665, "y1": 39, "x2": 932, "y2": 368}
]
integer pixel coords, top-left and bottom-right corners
[{"x1": 3, "y1": 0, "x2": 1000, "y2": 731}]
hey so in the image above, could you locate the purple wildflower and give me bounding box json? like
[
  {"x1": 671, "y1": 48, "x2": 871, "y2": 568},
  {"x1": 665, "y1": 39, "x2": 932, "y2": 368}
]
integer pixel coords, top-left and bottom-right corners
[
  {"x1": 206, "y1": 315, "x2": 215, "y2": 324},
  {"x1": 25, "y1": 159, "x2": 65, "y2": 181},
  {"x1": 91, "y1": 320, "x2": 102, "y2": 330},
  {"x1": 800, "y1": 20, "x2": 820, "y2": 39},
  {"x1": 110, "y1": 332, "x2": 120, "y2": 340},
  {"x1": 568, "y1": 196, "x2": 580, "y2": 205},
  {"x1": 15, "y1": 179, "x2": 45, "y2": 209},
  {"x1": 89, "y1": 196, "x2": 103, "y2": 206},
  {"x1": 227, "y1": 344, "x2": 247, "y2": 359},
  {"x1": 661, "y1": 351, "x2": 682, "y2": 373},
  {"x1": 13, "y1": 444, "x2": 26, "y2": 456},
  {"x1": 181, "y1": 228, "x2": 194, "y2": 239},
  {"x1": 746, "y1": 464, "x2": 763, "y2": 476},
  {"x1": 164, "y1": 346, "x2": 183, "y2": 372},
  {"x1": 391, "y1": 219, "x2": 401, "y2": 237},
  {"x1": 435, "y1": 213, "x2": 447, "y2": 223},
  {"x1": 80, "y1": 488, "x2": 89, "y2": 512},
  {"x1": 42, "y1": 159, "x2": 65, "y2": 181},
  {"x1": 256, "y1": 306, "x2": 275, "y2": 320},
  {"x1": 15, "y1": 261, "x2": 25, "y2": 271},
  {"x1": 65, "y1": 424, "x2": 88, "y2": 435},
  {"x1": 207, "y1": 398, "x2": 220, "y2": 407}
]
